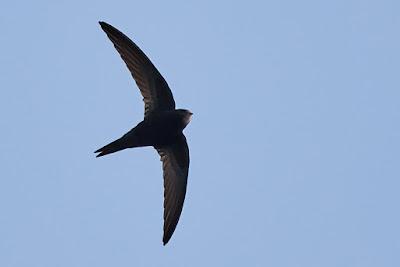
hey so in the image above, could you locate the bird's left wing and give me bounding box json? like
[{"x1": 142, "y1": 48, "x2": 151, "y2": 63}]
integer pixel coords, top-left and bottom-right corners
[
  {"x1": 99, "y1": 21, "x2": 175, "y2": 117},
  {"x1": 155, "y1": 133, "x2": 189, "y2": 245}
]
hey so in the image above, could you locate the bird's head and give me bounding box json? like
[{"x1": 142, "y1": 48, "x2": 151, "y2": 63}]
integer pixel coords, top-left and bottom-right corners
[{"x1": 177, "y1": 109, "x2": 193, "y2": 128}]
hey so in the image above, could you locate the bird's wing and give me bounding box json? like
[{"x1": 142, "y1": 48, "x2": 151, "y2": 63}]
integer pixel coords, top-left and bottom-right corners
[
  {"x1": 99, "y1": 21, "x2": 175, "y2": 117},
  {"x1": 155, "y1": 133, "x2": 189, "y2": 245}
]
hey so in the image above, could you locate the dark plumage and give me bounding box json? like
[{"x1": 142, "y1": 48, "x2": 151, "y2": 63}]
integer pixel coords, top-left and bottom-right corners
[{"x1": 95, "y1": 21, "x2": 192, "y2": 245}]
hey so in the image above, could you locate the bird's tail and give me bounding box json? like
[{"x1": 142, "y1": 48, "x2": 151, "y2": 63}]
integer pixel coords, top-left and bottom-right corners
[{"x1": 95, "y1": 137, "x2": 129, "y2": 157}]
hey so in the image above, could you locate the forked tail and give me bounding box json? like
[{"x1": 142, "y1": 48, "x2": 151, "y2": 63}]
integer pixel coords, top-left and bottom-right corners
[{"x1": 95, "y1": 138, "x2": 127, "y2": 157}]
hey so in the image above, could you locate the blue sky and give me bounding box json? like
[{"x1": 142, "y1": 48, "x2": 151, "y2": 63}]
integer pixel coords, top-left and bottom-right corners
[{"x1": 1, "y1": 0, "x2": 399, "y2": 266}]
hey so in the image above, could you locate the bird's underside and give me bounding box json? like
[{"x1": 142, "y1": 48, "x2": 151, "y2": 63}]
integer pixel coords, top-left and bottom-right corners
[{"x1": 96, "y1": 21, "x2": 191, "y2": 245}]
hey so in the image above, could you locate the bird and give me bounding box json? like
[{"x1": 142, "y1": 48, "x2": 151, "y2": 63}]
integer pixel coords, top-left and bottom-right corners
[{"x1": 95, "y1": 21, "x2": 192, "y2": 245}]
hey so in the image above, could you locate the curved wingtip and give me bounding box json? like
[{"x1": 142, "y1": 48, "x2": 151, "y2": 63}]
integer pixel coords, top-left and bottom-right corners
[
  {"x1": 98, "y1": 21, "x2": 110, "y2": 29},
  {"x1": 163, "y1": 232, "x2": 172, "y2": 246}
]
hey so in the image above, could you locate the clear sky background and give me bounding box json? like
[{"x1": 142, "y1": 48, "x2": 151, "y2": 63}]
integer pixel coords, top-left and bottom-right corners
[{"x1": 1, "y1": 1, "x2": 399, "y2": 266}]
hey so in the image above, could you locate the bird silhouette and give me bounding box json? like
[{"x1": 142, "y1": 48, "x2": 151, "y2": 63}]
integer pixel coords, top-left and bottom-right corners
[{"x1": 95, "y1": 21, "x2": 192, "y2": 245}]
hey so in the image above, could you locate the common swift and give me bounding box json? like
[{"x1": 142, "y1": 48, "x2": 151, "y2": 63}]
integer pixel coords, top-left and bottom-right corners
[{"x1": 95, "y1": 21, "x2": 192, "y2": 245}]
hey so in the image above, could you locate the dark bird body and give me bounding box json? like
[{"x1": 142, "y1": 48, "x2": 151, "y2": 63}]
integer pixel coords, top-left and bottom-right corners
[{"x1": 95, "y1": 22, "x2": 192, "y2": 245}]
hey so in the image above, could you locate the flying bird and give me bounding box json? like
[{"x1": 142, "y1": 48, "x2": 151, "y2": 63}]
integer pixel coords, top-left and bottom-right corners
[{"x1": 95, "y1": 21, "x2": 192, "y2": 245}]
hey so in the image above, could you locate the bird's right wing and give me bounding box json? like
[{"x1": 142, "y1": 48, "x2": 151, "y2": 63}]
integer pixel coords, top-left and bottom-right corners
[
  {"x1": 155, "y1": 133, "x2": 189, "y2": 245},
  {"x1": 99, "y1": 22, "x2": 175, "y2": 117}
]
